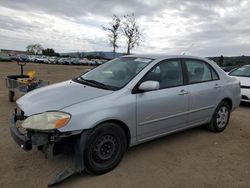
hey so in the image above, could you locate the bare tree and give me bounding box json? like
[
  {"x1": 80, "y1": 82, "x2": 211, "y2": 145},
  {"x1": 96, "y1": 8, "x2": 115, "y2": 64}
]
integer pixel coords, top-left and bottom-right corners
[
  {"x1": 102, "y1": 15, "x2": 121, "y2": 57},
  {"x1": 26, "y1": 43, "x2": 43, "y2": 55},
  {"x1": 122, "y1": 14, "x2": 142, "y2": 54}
]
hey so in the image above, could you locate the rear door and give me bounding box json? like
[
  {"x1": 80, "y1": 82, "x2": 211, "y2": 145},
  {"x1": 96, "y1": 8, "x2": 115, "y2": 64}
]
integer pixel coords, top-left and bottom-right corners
[{"x1": 184, "y1": 59, "x2": 221, "y2": 125}]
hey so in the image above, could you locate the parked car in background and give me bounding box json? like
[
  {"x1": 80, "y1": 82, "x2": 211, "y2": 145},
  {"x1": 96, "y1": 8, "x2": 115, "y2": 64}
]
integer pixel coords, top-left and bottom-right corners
[
  {"x1": 35, "y1": 56, "x2": 49, "y2": 64},
  {"x1": 65, "y1": 57, "x2": 73, "y2": 65},
  {"x1": 57, "y1": 57, "x2": 65, "y2": 64},
  {"x1": 78, "y1": 58, "x2": 88, "y2": 65},
  {"x1": 57, "y1": 57, "x2": 72, "y2": 65},
  {"x1": 71, "y1": 58, "x2": 81, "y2": 65},
  {"x1": 92, "y1": 59, "x2": 102, "y2": 65},
  {"x1": 48, "y1": 57, "x2": 58, "y2": 64},
  {"x1": 0, "y1": 51, "x2": 109, "y2": 66},
  {"x1": 88, "y1": 60, "x2": 97, "y2": 66},
  {"x1": 12, "y1": 54, "x2": 29, "y2": 62},
  {"x1": 100, "y1": 59, "x2": 108, "y2": 64},
  {"x1": 86, "y1": 59, "x2": 95, "y2": 65},
  {"x1": 28, "y1": 55, "x2": 36, "y2": 62},
  {"x1": 221, "y1": 66, "x2": 236, "y2": 72},
  {"x1": 229, "y1": 64, "x2": 250, "y2": 102},
  {"x1": 0, "y1": 53, "x2": 11, "y2": 61}
]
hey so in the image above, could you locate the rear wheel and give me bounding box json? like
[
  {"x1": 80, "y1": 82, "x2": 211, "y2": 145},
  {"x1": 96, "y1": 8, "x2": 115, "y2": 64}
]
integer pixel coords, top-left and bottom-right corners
[
  {"x1": 208, "y1": 101, "x2": 231, "y2": 132},
  {"x1": 84, "y1": 122, "x2": 127, "y2": 174}
]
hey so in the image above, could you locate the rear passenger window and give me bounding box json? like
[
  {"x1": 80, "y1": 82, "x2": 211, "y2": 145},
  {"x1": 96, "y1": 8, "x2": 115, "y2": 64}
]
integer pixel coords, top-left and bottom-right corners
[
  {"x1": 185, "y1": 60, "x2": 218, "y2": 83},
  {"x1": 211, "y1": 68, "x2": 219, "y2": 80}
]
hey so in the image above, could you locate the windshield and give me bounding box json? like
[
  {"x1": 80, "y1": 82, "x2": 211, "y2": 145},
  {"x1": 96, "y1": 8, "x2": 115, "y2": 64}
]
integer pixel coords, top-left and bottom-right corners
[
  {"x1": 229, "y1": 65, "x2": 250, "y2": 77},
  {"x1": 75, "y1": 57, "x2": 153, "y2": 90}
]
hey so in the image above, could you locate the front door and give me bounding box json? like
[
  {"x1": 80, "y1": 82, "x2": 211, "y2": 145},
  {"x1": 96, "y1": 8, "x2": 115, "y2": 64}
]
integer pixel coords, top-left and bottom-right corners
[{"x1": 136, "y1": 59, "x2": 189, "y2": 141}]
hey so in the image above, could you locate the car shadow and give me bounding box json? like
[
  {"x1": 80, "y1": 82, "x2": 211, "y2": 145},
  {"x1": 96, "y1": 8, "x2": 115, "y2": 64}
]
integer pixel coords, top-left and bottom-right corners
[
  {"x1": 54, "y1": 125, "x2": 210, "y2": 187},
  {"x1": 240, "y1": 101, "x2": 250, "y2": 107}
]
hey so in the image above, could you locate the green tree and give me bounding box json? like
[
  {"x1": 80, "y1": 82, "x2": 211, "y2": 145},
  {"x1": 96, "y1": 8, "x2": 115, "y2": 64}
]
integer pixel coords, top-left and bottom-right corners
[
  {"x1": 26, "y1": 43, "x2": 43, "y2": 55},
  {"x1": 42, "y1": 48, "x2": 59, "y2": 56}
]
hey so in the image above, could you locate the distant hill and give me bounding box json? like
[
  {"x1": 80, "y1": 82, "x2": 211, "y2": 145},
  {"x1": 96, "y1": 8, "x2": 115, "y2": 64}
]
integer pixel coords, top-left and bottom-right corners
[
  {"x1": 60, "y1": 52, "x2": 250, "y2": 66},
  {"x1": 207, "y1": 55, "x2": 250, "y2": 67},
  {"x1": 2, "y1": 48, "x2": 250, "y2": 65},
  {"x1": 60, "y1": 51, "x2": 124, "y2": 59}
]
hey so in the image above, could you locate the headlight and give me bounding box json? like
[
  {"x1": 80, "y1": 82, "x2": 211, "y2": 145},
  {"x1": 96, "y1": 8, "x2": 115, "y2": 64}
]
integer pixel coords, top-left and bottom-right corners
[{"x1": 22, "y1": 111, "x2": 71, "y2": 130}]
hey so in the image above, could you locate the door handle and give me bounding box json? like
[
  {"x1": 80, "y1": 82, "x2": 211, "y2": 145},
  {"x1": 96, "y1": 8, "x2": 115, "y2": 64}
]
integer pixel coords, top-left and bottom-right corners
[
  {"x1": 214, "y1": 84, "x2": 221, "y2": 89},
  {"x1": 178, "y1": 89, "x2": 188, "y2": 95}
]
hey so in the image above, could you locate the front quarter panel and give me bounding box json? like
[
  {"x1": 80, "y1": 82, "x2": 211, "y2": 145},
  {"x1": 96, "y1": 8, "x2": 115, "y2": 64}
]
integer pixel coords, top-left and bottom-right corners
[{"x1": 59, "y1": 88, "x2": 137, "y2": 143}]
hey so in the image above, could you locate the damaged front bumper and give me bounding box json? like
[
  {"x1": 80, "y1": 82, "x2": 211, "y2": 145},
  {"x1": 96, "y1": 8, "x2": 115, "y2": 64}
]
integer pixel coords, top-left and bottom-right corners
[
  {"x1": 9, "y1": 109, "x2": 90, "y2": 185},
  {"x1": 10, "y1": 114, "x2": 32, "y2": 151},
  {"x1": 9, "y1": 109, "x2": 74, "y2": 156}
]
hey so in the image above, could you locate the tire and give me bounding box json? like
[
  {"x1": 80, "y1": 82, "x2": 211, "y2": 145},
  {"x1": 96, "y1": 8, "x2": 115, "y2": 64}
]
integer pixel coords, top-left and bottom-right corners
[
  {"x1": 84, "y1": 122, "x2": 127, "y2": 174},
  {"x1": 208, "y1": 101, "x2": 231, "y2": 132},
  {"x1": 9, "y1": 91, "x2": 14, "y2": 102}
]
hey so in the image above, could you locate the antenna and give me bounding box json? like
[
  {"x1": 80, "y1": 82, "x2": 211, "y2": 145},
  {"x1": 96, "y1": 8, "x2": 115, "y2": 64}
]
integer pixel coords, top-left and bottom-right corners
[{"x1": 182, "y1": 43, "x2": 194, "y2": 55}]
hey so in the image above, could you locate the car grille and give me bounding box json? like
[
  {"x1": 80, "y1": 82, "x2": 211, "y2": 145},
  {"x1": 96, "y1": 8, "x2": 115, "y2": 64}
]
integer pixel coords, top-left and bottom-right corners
[{"x1": 242, "y1": 95, "x2": 249, "y2": 100}]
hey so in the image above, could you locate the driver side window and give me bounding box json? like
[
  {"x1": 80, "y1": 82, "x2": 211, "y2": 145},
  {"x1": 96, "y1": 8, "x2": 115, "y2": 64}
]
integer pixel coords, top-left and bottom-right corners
[{"x1": 143, "y1": 59, "x2": 183, "y2": 89}]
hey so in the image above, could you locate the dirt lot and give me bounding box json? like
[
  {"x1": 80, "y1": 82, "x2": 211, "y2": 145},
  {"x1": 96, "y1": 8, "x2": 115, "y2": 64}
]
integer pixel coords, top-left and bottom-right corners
[{"x1": 0, "y1": 61, "x2": 249, "y2": 188}]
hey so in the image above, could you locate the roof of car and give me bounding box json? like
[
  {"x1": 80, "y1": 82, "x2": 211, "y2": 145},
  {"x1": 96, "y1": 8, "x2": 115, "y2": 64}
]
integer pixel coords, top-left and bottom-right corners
[{"x1": 123, "y1": 54, "x2": 208, "y2": 61}]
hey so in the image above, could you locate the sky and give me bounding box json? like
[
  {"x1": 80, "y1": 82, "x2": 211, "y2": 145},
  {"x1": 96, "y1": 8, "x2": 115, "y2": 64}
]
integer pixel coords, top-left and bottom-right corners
[{"x1": 0, "y1": 0, "x2": 249, "y2": 56}]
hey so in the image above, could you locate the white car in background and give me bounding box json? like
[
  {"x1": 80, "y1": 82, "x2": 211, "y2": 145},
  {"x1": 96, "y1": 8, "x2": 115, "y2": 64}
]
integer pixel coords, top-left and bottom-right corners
[
  {"x1": 35, "y1": 56, "x2": 49, "y2": 64},
  {"x1": 48, "y1": 57, "x2": 58, "y2": 64},
  {"x1": 229, "y1": 65, "x2": 250, "y2": 102}
]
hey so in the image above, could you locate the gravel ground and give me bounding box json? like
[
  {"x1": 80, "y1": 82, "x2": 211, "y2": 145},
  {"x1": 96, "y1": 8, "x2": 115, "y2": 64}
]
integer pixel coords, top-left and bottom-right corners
[{"x1": 0, "y1": 61, "x2": 249, "y2": 188}]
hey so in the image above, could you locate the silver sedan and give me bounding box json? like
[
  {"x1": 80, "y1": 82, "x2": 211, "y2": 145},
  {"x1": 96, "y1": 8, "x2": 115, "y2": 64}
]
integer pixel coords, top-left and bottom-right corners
[{"x1": 10, "y1": 54, "x2": 241, "y2": 177}]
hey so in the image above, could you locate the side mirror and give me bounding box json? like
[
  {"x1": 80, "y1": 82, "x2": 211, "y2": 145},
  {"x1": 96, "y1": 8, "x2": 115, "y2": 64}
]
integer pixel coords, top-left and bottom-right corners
[{"x1": 139, "y1": 81, "x2": 160, "y2": 92}]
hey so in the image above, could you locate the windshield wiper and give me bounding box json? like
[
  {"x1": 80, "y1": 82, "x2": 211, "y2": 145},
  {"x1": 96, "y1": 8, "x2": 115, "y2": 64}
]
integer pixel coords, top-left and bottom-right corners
[
  {"x1": 84, "y1": 79, "x2": 107, "y2": 88},
  {"x1": 77, "y1": 77, "x2": 110, "y2": 89}
]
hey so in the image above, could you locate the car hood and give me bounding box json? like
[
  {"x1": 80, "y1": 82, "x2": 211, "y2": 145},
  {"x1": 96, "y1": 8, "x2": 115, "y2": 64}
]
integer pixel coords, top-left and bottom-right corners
[
  {"x1": 232, "y1": 76, "x2": 250, "y2": 86},
  {"x1": 17, "y1": 80, "x2": 113, "y2": 116}
]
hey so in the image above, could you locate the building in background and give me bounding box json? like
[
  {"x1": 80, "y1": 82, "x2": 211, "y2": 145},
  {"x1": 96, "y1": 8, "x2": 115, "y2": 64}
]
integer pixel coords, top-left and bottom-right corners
[{"x1": 0, "y1": 49, "x2": 27, "y2": 55}]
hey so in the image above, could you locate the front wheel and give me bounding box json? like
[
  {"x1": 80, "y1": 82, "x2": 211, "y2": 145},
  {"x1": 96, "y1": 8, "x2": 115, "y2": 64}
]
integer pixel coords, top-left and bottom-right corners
[
  {"x1": 84, "y1": 123, "x2": 127, "y2": 174},
  {"x1": 208, "y1": 101, "x2": 231, "y2": 132}
]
